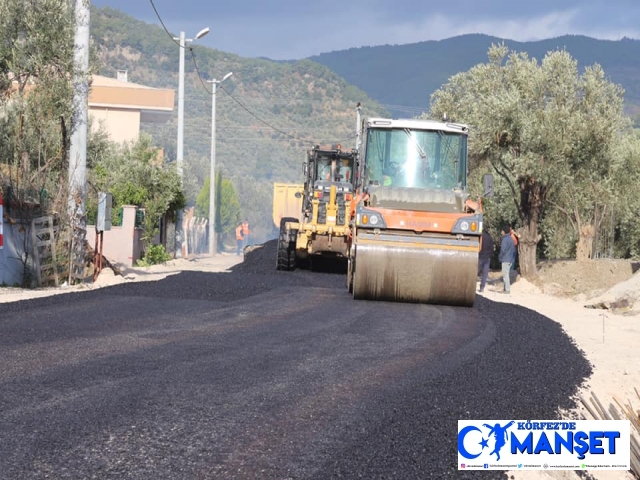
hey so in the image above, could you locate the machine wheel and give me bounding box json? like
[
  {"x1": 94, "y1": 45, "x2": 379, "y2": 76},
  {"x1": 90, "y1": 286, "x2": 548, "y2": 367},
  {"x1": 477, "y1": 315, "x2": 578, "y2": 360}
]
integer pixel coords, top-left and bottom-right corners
[
  {"x1": 347, "y1": 257, "x2": 354, "y2": 293},
  {"x1": 276, "y1": 217, "x2": 298, "y2": 271}
]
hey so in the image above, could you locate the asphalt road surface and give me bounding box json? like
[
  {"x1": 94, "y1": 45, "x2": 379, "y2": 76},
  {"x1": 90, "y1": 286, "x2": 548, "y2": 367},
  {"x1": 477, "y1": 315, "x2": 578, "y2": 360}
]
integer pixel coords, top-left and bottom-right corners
[{"x1": 0, "y1": 242, "x2": 592, "y2": 479}]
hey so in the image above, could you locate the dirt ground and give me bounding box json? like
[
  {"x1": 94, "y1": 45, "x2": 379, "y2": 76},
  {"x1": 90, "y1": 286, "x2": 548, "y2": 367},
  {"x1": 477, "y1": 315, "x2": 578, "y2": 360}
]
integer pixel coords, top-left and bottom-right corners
[
  {"x1": 536, "y1": 258, "x2": 640, "y2": 298},
  {"x1": 482, "y1": 259, "x2": 640, "y2": 480}
]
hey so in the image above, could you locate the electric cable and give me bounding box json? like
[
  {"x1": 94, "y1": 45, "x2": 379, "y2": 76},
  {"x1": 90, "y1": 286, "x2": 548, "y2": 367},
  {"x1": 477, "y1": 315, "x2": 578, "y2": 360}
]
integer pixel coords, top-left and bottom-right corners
[{"x1": 148, "y1": 0, "x2": 182, "y2": 48}]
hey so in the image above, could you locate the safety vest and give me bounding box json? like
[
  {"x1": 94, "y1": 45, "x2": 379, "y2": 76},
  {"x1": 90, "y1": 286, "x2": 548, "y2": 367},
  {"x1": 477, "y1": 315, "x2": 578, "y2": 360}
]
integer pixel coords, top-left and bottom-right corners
[
  {"x1": 236, "y1": 225, "x2": 244, "y2": 240},
  {"x1": 510, "y1": 231, "x2": 519, "y2": 247},
  {"x1": 242, "y1": 222, "x2": 250, "y2": 235}
]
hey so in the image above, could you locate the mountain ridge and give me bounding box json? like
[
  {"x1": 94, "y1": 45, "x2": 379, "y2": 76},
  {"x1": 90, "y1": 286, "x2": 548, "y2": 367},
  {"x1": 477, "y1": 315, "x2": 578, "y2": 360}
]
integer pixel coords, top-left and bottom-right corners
[{"x1": 309, "y1": 33, "x2": 640, "y2": 118}]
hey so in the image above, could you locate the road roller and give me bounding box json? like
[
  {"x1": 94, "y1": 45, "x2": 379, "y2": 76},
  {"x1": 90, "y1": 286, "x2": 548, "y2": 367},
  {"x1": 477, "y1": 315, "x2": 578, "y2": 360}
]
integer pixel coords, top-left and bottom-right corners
[{"x1": 347, "y1": 117, "x2": 489, "y2": 307}]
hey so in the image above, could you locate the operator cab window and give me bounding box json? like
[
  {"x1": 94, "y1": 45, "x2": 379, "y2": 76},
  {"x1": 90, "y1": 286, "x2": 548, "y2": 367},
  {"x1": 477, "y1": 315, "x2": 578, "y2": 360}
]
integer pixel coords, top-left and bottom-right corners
[{"x1": 316, "y1": 158, "x2": 332, "y2": 181}]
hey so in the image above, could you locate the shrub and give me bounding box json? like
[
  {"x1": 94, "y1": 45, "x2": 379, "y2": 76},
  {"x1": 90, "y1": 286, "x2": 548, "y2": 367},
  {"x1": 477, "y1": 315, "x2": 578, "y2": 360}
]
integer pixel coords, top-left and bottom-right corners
[{"x1": 136, "y1": 244, "x2": 172, "y2": 266}]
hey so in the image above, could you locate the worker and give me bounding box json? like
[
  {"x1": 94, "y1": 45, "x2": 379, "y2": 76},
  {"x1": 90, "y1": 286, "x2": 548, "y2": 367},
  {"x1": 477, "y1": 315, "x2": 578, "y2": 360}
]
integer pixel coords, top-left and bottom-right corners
[
  {"x1": 499, "y1": 225, "x2": 516, "y2": 294},
  {"x1": 242, "y1": 220, "x2": 250, "y2": 248},
  {"x1": 235, "y1": 222, "x2": 244, "y2": 256},
  {"x1": 478, "y1": 230, "x2": 494, "y2": 293},
  {"x1": 337, "y1": 162, "x2": 351, "y2": 182},
  {"x1": 319, "y1": 161, "x2": 332, "y2": 181},
  {"x1": 382, "y1": 163, "x2": 396, "y2": 186},
  {"x1": 509, "y1": 225, "x2": 519, "y2": 271}
]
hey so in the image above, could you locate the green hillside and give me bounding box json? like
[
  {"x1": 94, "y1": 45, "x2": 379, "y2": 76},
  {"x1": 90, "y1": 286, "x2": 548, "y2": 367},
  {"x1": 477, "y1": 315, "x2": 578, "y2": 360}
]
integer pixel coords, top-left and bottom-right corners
[
  {"x1": 309, "y1": 34, "x2": 640, "y2": 119},
  {"x1": 90, "y1": 8, "x2": 640, "y2": 242},
  {"x1": 90, "y1": 7, "x2": 387, "y2": 241}
]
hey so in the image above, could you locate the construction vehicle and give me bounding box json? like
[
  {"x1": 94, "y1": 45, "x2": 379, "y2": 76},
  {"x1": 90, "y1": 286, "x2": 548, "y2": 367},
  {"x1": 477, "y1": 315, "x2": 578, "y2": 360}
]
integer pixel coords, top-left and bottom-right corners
[
  {"x1": 272, "y1": 183, "x2": 305, "y2": 233},
  {"x1": 276, "y1": 144, "x2": 358, "y2": 271},
  {"x1": 347, "y1": 115, "x2": 492, "y2": 307}
]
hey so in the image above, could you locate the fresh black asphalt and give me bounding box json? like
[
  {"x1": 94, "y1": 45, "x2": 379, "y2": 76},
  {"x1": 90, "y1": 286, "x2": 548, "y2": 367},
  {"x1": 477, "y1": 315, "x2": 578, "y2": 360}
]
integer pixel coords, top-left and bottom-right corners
[{"x1": 0, "y1": 241, "x2": 592, "y2": 479}]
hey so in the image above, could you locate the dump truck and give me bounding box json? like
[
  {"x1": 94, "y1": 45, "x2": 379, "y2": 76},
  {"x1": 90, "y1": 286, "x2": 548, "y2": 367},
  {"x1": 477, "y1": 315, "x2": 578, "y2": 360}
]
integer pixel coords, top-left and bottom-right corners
[
  {"x1": 347, "y1": 116, "x2": 491, "y2": 307},
  {"x1": 272, "y1": 183, "x2": 305, "y2": 232},
  {"x1": 275, "y1": 144, "x2": 358, "y2": 271}
]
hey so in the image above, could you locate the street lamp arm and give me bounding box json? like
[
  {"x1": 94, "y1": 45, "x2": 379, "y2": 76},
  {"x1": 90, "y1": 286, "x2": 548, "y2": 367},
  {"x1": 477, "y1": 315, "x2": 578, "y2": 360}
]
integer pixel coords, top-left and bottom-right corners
[{"x1": 195, "y1": 27, "x2": 210, "y2": 40}]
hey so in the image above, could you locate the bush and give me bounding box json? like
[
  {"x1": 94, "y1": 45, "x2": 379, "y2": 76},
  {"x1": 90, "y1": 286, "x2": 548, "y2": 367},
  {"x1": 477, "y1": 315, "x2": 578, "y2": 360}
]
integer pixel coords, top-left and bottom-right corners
[{"x1": 136, "y1": 244, "x2": 172, "y2": 266}]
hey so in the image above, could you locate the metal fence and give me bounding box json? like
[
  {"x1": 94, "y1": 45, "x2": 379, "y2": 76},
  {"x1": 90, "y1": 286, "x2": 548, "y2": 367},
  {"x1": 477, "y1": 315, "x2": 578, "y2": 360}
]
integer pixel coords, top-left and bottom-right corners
[{"x1": 593, "y1": 205, "x2": 615, "y2": 259}]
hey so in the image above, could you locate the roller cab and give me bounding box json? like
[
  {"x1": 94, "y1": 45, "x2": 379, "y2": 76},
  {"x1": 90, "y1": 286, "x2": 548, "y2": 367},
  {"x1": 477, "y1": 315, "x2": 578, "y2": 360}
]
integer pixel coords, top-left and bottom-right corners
[{"x1": 348, "y1": 118, "x2": 483, "y2": 306}]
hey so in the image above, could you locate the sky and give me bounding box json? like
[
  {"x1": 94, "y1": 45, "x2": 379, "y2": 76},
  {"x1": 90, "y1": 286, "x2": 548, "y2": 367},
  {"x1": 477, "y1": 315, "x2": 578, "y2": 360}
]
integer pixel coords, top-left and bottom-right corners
[{"x1": 92, "y1": 0, "x2": 640, "y2": 60}]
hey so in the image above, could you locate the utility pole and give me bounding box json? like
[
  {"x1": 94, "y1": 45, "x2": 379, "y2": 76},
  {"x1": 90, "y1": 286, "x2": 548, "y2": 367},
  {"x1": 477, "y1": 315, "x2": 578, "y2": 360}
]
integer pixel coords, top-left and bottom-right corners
[
  {"x1": 176, "y1": 31, "x2": 186, "y2": 180},
  {"x1": 208, "y1": 78, "x2": 218, "y2": 256},
  {"x1": 174, "y1": 31, "x2": 186, "y2": 259},
  {"x1": 173, "y1": 28, "x2": 209, "y2": 259},
  {"x1": 207, "y1": 73, "x2": 233, "y2": 256},
  {"x1": 69, "y1": 0, "x2": 90, "y2": 217},
  {"x1": 68, "y1": 0, "x2": 90, "y2": 281},
  {"x1": 355, "y1": 102, "x2": 362, "y2": 151}
]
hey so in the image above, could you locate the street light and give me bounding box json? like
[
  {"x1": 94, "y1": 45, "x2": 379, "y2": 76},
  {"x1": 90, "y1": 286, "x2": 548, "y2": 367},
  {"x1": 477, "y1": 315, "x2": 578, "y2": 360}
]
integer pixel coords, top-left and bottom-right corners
[
  {"x1": 207, "y1": 72, "x2": 233, "y2": 255},
  {"x1": 173, "y1": 27, "x2": 209, "y2": 258}
]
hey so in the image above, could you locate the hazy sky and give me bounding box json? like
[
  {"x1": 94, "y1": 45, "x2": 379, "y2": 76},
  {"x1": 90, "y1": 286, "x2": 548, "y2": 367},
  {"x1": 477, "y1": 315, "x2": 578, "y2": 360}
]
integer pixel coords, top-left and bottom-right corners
[{"x1": 92, "y1": 0, "x2": 640, "y2": 59}]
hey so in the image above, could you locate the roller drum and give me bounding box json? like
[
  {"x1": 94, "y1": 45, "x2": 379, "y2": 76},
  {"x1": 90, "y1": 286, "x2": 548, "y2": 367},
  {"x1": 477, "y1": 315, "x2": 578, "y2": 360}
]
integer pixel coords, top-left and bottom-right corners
[{"x1": 352, "y1": 234, "x2": 478, "y2": 307}]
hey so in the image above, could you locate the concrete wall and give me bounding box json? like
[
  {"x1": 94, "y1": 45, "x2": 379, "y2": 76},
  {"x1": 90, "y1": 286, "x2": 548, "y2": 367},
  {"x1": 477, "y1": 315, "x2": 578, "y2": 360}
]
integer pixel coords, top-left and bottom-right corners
[
  {"x1": 89, "y1": 108, "x2": 141, "y2": 144},
  {"x1": 87, "y1": 205, "x2": 144, "y2": 268},
  {"x1": 88, "y1": 75, "x2": 174, "y2": 144},
  {"x1": 0, "y1": 220, "x2": 34, "y2": 287},
  {"x1": 0, "y1": 206, "x2": 144, "y2": 287}
]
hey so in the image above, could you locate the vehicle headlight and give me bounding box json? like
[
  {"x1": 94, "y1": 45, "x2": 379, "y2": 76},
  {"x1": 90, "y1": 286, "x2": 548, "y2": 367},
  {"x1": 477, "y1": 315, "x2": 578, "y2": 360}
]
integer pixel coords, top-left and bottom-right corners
[
  {"x1": 452, "y1": 215, "x2": 482, "y2": 235},
  {"x1": 357, "y1": 209, "x2": 386, "y2": 228}
]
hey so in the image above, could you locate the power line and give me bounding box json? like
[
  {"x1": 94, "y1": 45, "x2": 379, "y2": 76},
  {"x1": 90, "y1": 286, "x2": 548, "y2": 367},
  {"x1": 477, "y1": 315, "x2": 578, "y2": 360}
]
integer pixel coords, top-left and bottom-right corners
[
  {"x1": 188, "y1": 45, "x2": 313, "y2": 146},
  {"x1": 148, "y1": 0, "x2": 355, "y2": 147},
  {"x1": 148, "y1": 0, "x2": 212, "y2": 98},
  {"x1": 218, "y1": 84, "x2": 318, "y2": 143},
  {"x1": 148, "y1": 0, "x2": 182, "y2": 48},
  {"x1": 187, "y1": 94, "x2": 336, "y2": 104},
  {"x1": 380, "y1": 104, "x2": 430, "y2": 116},
  {"x1": 187, "y1": 49, "x2": 332, "y2": 145},
  {"x1": 189, "y1": 48, "x2": 212, "y2": 95}
]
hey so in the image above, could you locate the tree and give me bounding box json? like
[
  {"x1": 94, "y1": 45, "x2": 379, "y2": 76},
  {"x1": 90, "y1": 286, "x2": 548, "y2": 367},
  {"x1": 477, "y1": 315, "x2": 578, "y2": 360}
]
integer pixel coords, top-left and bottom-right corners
[
  {"x1": 610, "y1": 130, "x2": 640, "y2": 257},
  {"x1": 0, "y1": 0, "x2": 76, "y2": 285},
  {"x1": 89, "y1": 133, "x2": 185, "y2": 248},
  {"x1": 195, "y1": 170, "x2": 242, "y2": 249},
  {"x1": 429, "y1": 44, "x2": 634, "y2": 276}
]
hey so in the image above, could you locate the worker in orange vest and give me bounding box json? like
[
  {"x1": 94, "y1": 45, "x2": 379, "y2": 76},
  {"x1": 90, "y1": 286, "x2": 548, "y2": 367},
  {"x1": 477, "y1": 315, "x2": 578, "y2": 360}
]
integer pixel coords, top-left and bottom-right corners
[
  {"x1": 235, "y1": 222, "x2": 244, "y2": 256},
  {"x1": 510, "y1": 226, "x2": 519, "y2": 270},
  {"x1": 241, "y1": 220, "x2": 250, "y2": 248}
]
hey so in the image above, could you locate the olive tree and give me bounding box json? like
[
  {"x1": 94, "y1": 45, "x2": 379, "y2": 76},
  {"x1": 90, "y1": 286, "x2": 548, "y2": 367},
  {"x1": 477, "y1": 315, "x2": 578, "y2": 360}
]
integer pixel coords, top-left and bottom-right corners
[
  {"x1": 89, "y1": 133, "x2": 185, "y2": 249},
  {"x1": 0, "y1": 0, "x2": 76, "y2": 285},
  {"x1": 429, "y1": 44, "x2": 633, "y2": 276},
  {"x1": 196, "y1": 170, "x2": 242, "y2": 249},
  {"x1": 610, "y1": 130, "x2": 640, "y2": 257}
]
